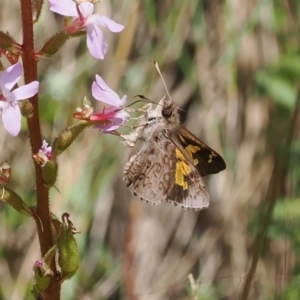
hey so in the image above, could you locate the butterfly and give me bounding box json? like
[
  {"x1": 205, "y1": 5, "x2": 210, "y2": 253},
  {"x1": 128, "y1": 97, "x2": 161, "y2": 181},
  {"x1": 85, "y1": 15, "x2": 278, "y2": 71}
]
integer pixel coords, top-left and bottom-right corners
[{"x1": 122, "y1": 94, "x2": 226, "y2": 211}]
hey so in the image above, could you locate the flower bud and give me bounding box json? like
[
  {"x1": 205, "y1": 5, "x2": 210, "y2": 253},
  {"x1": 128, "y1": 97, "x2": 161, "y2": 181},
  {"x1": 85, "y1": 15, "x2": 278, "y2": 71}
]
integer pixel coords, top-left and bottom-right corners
[
  {"x1": 0, "y1": 185, "x2": 32, "y2": 216},
  {"x1": 32, "y1": 246, "x2": 56, "y2": 293},
  {"x1": 57, "y1": 213, "x2": 80, "y2": 279},
  {"x1": 33, "y1": 141, "x2": 58, "y2": 188},
  {"x1": 33, "y1": 260, "x2": 53, "y2": 293},
  {"x1": 36, "y1": 30, "x2": 85, "y2": 59},
  {"x1": 42, "y1": 161, "x2": 58, "y2": 188},
  {"x1": 19, "y1": 100, "x2": 34, "y2": 118},
  {"x1": 0, "y1": 161, "x2": 11, "y2": 183},
  {"x1": 53, "y1": 121, "x2": 89, "y2": 156},
  {"x1": 0, "y1": 31, "x2": 22, "y2": 53}
]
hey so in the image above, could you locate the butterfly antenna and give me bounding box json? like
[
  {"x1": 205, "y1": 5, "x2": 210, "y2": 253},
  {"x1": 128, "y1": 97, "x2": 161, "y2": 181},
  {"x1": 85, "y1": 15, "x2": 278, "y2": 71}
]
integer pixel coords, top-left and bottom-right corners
[
  {"x1": 124, "y1": 96, "x2": 156, "y2": 109},
  {"x1": 135, "y1": 95, "x2": 158, "y2": 105},
  {"x1": 125, "y1": 99, "x2": 145, "y2": 108},
  {"x1": 151, "y1": 60, "x2": 172, "y2": 101},
  {"x1": 135, "y1": 95, "x2": 152, "y2": 102}
]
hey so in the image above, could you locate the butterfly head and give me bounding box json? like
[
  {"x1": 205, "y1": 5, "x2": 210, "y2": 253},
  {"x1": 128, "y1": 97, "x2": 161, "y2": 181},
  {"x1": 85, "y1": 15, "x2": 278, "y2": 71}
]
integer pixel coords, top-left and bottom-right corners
[{"x1": 146, "y1": 96, "x2": 179, "y2": 126}]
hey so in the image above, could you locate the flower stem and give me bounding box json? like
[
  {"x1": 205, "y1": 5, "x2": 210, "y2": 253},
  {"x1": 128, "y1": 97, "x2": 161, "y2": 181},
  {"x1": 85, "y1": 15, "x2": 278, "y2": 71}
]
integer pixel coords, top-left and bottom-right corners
[{"x1": 20, "y1": 0, "x2": 61, "y2": 298}]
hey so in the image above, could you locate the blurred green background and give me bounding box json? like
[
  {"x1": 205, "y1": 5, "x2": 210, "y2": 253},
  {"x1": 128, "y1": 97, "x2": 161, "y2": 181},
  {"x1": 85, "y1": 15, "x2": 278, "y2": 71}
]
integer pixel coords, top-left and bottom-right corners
[{"x1": 1, "y1": 0, "x2": 300, "y2": 299}]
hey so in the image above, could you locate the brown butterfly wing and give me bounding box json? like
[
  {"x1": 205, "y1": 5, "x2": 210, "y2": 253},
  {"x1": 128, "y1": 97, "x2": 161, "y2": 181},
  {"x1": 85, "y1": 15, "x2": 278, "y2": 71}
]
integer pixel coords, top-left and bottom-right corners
[
  {"x1": 124, "y1": 130, "x2": 210, "y2": 210},
  {"x1": 124, "y1": 136, "x2": 175, "y2": 205},
  {"x1": 177, "y1": 126, "x2": 226, "y2": 177}
]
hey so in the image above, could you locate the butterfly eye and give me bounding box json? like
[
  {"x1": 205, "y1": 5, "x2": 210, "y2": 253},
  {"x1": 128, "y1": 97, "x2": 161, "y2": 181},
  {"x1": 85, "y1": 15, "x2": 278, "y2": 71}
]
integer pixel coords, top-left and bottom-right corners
[{"x1": 162, "y1": 105, "x2": 172, "y2": 118}]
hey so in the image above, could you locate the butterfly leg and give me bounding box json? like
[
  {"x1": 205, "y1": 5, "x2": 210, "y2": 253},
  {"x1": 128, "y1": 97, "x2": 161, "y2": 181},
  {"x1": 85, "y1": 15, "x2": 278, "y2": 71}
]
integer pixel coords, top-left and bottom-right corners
[{"x1": 110, "y1": 131, "x2": 136, "y2": 147}]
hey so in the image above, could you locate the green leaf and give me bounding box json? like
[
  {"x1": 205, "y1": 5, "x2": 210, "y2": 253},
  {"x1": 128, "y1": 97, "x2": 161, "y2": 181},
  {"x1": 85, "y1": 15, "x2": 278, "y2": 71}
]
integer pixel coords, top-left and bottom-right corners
[
  {"x1": 280, "y1": 55, "x2": 300, "y2": 77},
  {"x1": 273, "y1": 198, "x2": 300, "y2": 221},
  {"x1": 256, "y1": 71, "x2": 297, "y2": 109}
]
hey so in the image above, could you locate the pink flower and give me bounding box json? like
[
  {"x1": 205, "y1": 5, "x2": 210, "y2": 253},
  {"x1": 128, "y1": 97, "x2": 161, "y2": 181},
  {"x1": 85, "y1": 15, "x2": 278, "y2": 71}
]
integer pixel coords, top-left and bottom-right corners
[
  {"x1": 34, "y1": 140, "x2": 53, "y2": 167},
  {"x1": 0, "y1": 63, "x2": 39, "y2": 136},
  {"x1": 40, "y1": 140, "x2": 52, "y2": 155},
  {"x1": 92, "y1": 74, "x2": 126, "y2": 106},
  {"x1": 90, "y1": 107, "x2": 129, "y2": 132},
  {"x1": 48, "y1": 0, "x2": 124, "y2": 59},
  {"x1": 33, "y1": 140, "x2": 53, "y2": 167},
  {"x1": 91, "y1": 75, "x2": 128, "y2": 132},
  {"x1": 74, "y1": 75, "x2": 128, "y2": 132}
]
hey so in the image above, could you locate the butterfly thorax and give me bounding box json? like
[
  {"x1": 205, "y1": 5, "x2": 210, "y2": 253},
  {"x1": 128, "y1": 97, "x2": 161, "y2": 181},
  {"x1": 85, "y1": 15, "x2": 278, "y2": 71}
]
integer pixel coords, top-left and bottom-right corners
[{"x1": 134, "y1": 96, "x2": 180, "y2": 148}]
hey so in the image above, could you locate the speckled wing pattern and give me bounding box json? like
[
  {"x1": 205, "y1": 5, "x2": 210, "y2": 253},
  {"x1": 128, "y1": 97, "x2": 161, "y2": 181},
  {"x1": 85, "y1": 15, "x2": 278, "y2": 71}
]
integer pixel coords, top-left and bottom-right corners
[{"x1": 124, "y1": 128, "x2": 210, "y2": 210}]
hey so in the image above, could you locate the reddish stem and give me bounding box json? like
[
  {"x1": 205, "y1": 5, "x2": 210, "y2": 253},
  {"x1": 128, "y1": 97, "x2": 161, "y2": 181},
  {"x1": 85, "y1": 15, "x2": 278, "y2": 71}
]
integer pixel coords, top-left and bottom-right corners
[{"x1": 20, "y1": 0, "x2": 60, "y2": 298}]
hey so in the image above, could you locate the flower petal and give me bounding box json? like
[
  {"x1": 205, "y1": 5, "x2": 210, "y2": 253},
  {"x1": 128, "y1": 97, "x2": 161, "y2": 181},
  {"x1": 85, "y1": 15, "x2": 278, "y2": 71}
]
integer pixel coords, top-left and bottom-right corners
[
  {"x1": 115, "y1": 108, "x2": 129, "y2": 121},
  {"x1": 10, "y1": 81, "x2": 39, "y2": 101},
  {"x1": 92, "y1": 75, "x2": 120, "y2": 105},
  {"x1": 48, "y1": 0, "x2": 78, "y2": 17},
  {"x1": 86, "y1": 24, "x2": 107, "y2": 59},
  {"x1": 95, "y1": 109, "x2": 129, "y2": 132},
  {"x1": 0, "y1": 63, "x2": 22, "y2": 94},
  {"x1": 90, "y1": 15, "x2": 124, "y2": 32},
  {"x1": 119, "y1": 95, "x2": 127, "y2": 106},
  {"x1": 78, "y1": 2, "x2": 94, "y2": 18},
  {"x1": 2, "y1": 105, "x2": 21, "y2": 136}
]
